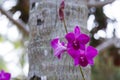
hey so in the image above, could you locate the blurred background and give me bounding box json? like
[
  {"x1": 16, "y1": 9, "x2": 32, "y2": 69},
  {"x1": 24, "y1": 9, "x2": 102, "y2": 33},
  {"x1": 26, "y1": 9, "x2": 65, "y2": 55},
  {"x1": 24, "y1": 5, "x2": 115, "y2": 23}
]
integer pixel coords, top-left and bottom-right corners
[{"x1": 0, "y1": 0, "x2": 120, "y2": 80}]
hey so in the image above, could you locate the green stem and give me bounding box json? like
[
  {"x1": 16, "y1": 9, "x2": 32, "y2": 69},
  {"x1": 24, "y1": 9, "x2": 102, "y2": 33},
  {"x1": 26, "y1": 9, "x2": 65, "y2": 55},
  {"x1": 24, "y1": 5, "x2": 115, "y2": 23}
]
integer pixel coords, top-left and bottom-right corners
[
  {"x1": 62, "y1": 13, "x2": 85, "y2": 80},
  {"x1": 63, "y1": 19, "x2": 68, "y2": 33},
  {"x1": 79, "y1": 66, "x2": 86, "y2": 80}
]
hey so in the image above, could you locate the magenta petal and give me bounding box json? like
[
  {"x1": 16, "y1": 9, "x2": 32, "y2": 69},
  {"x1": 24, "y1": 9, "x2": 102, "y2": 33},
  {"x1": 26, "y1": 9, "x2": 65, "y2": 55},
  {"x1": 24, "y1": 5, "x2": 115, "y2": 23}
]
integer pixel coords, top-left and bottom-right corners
[
  {"x1": 86, "y1": 46, "x2": 98, "y2": 59},
  {"x1": 67, "y1": 42, "x2": 73, "y2": 49},
  {"x1": 0, "y1": 70, "x2": 11, "y2": 80},
  {"x1": 67, "y1": 48, "x2": 80, "y2": 59},
  {"x1": 67, "y1": 48, "x2": 88, "y2": 67},
  {"x1": 65, "y1": 32, "x2": 75, "y2": 43},
  {"x1": 74, "y1": 26, "x2": 81, "y2": 38},
  {"x1": 86, "y1": 46, "x2": 98, "y2": 65},
  {"x1": 78, "y1": 34, "x2": 90, "y2": 44},
  {"x1": 80, "y1": 44, "x2": 85, "y2": 50},
  {"x1": 74, "y1": 58, "x2": 80, "y2": 66},
  {"x1": 57, "y1": 54, "x2": 61, "y2": 59},
  {"x1": 51, "y1": 38, "x2": 67, "y2": 59},
  {"x1": 61, "y1": 42, "x2": 65, "y2": 46},
  {"x1": 88, "y1": 59, "x2": 94, "y2": 65},
  {"x1": 54, "y1": 45, "x2": 66, "y2": 59},
  {"x1": 51, "y1": 38, "x2": 59, "y2": 49},
  {"x1": 4, "y1": 73, "x2": 11, "y2": 80}
]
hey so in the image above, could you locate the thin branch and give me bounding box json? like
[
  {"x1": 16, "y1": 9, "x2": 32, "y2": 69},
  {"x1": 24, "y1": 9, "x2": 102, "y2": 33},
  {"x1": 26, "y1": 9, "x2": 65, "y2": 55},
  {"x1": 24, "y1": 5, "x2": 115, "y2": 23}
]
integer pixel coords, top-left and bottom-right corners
[
  {"x1": 87, "y1": 0, "x2": 115, "y2": 7},
  {"x1": 0, "y1": 6, "x2": 29, "y2": 35},
  {"x1": 96, "y1": 38, "x2": 117, "y2": 52}
]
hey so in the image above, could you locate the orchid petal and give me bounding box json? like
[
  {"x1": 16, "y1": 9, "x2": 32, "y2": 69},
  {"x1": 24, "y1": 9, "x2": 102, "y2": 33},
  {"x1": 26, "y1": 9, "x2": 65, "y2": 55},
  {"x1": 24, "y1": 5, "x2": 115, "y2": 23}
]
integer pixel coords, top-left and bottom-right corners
[
  {"x1": 67, "y1": 48, "x2": 80, "y2": 59},
  {"x1": 67, "y1": 48, "x2": 88, "y2": 67},
  {"x1": 86, "y1": 46, "x2": 98, "y2": 65},
  {"x1": 51, "y1": 38, "x2": 59, "y2": 49},
  {"x1": 86, "y1": 46, "x2": 98, "y2": 59},
  {"x1": 0, "y1": 70, "x2": 11, "y2": 80},
  {"x1": 88, "y1": 59, "x2": 94, "y2": 65},
  {"x1": 65, "y1": 32, "x2": 75, "y2": 43},
  {"x1": 54, "y1": 45, "x2": 66, "y2": 59},
  {"x1": 80, "y1": 44, "x2": 85, "y2": 50},
  {"x1": 74, "y1": 26, "x2": 81, "y2": 38},
  {"x1": 74, "y1": 58, "x2": 80, "y2": 66},
  {"x1": 4, "y1": 73, "x2": 11, "y2": 80},
  {"x1": 78, "y1": 34, "x2": 90, "y2": 44},
  {"x1": 51, "y1": 38, "x2": 67, "y2": 59}
]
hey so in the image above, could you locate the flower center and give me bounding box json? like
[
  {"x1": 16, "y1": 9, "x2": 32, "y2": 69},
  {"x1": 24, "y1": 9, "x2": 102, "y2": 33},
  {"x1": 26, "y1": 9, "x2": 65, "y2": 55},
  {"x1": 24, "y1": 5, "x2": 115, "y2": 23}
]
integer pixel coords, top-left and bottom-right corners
[
  {"x1": 73, "y1": 40, "x2": 80, "y2": 50},
  {"x1": 79, "y1": 54, "x2": 88, "y2": 67},
  {"x1": 80, "y1": 57, "x2": 84, "y2": 62}
]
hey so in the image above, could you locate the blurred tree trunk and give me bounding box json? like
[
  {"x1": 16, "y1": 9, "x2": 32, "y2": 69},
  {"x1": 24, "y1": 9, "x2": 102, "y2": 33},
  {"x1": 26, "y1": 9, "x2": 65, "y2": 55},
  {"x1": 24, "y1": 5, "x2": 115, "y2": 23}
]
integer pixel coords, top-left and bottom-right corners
[{"x1": 28, "y1": 0, "x2": 90, "y2": 80}]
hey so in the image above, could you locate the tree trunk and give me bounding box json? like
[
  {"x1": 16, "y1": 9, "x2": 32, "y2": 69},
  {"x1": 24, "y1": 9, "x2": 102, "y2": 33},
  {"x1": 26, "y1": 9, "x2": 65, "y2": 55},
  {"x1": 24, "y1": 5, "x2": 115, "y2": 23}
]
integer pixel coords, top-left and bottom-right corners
[{"x1": 28, "y1": 0, "x2": 90, "y2": 80}]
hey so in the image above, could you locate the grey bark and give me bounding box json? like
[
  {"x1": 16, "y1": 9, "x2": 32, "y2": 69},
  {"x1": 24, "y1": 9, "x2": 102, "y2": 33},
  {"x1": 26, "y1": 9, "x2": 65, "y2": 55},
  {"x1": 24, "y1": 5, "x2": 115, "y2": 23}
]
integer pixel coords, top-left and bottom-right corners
[{"x1": 28, "y1": 0, "x2": 90, "y2": 80}]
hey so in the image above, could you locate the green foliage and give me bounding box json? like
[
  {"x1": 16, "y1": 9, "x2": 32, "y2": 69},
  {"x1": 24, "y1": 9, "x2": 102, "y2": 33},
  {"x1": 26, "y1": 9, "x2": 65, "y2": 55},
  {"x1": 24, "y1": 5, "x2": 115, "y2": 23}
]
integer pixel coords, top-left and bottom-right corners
[
  {"x1": 13, "y1": 41, "x2": 22, "y2": 49},
  {"x1": 0, "y1": 37, "x2": 4, "y2": 42},
  {"x1": 0, "y1": 56, "x2": 7, "y2": 70},
  {"x1": 92, "y1": 51, "x2": 120, "y2": 80},
  {"x1": 19, "y1": 53, "x2": 25, "y2": 68}
]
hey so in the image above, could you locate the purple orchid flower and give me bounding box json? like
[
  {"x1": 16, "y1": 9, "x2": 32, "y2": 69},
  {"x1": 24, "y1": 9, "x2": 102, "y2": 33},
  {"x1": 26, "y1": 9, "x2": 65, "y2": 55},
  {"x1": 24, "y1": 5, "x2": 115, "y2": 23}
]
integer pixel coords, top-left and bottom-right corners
[
  {"x1": 51, "y1": 38, "x2": 67, "y2": 59},
  {"x1": 50, "y1": 26, "x2": 98, "y2": 67},
  {"x1": 65, "y1": 26, "x2": 90, "y2": 50},
  {"x1": 68, "y1": 46, "x2": 98, "y2": 67},
  {"x1": 0, "y1": 70, "x2": 11, "y2": 80},
  {"x1": 65, "y1": 26, "x2": 98, "y2": 67}
]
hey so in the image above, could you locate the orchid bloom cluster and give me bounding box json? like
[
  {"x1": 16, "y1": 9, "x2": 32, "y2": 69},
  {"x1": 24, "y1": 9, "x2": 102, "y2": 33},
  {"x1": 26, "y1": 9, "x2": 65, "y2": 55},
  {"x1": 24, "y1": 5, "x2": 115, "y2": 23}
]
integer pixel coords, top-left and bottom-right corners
[
  {"x1": 0, "y1": 70, "x2": 11, "y2": 80},
  {"x1": 51, "y1": 26, "x2": 98, "y2": 67}
]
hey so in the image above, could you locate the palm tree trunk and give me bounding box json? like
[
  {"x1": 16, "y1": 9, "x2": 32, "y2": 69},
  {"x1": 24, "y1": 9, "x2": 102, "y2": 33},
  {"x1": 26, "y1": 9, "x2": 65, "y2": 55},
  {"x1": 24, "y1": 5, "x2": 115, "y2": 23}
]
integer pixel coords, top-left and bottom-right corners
[{"x1": 28, "y1": 0, "x2": 90, "y2": 80}]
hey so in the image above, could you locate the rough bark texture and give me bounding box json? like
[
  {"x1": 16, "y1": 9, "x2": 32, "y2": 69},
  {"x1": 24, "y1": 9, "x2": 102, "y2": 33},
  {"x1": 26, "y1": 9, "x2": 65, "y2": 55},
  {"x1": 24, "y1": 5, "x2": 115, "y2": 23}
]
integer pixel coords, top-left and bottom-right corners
[{"x1": 28, "y1": 0, "x2": 90, "y2": 80}]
